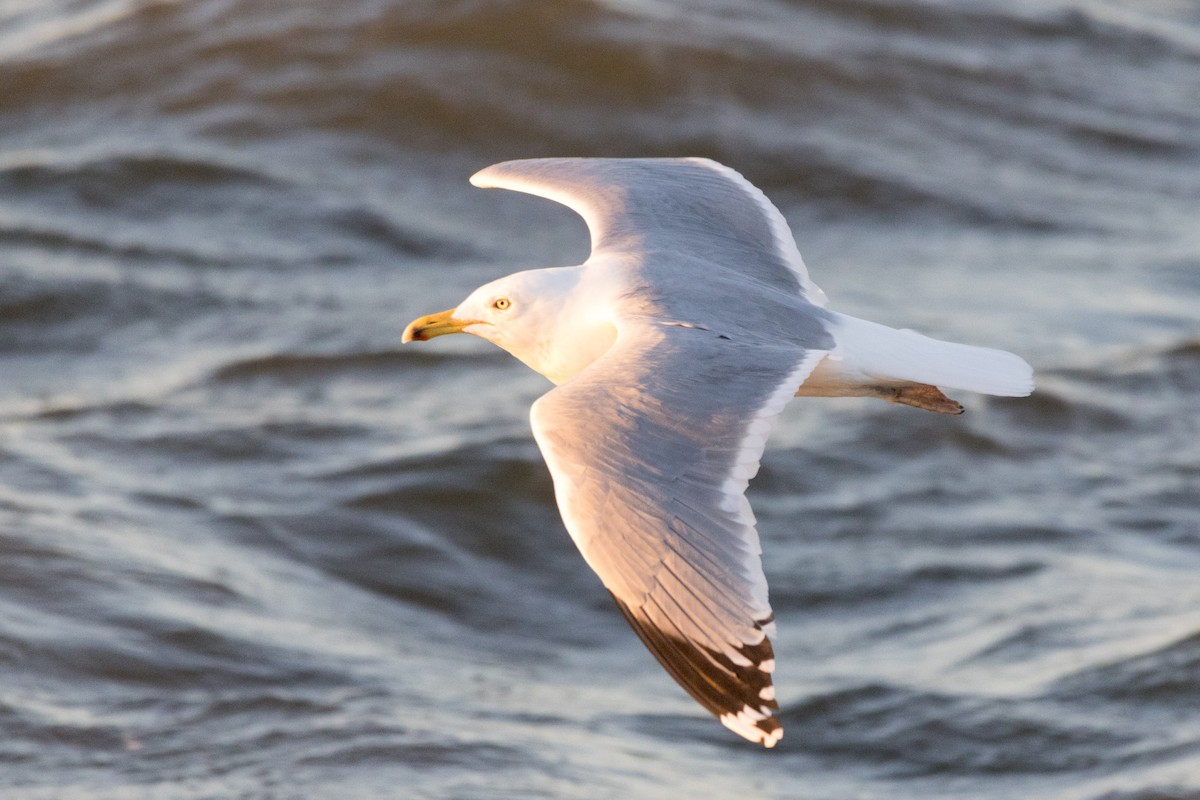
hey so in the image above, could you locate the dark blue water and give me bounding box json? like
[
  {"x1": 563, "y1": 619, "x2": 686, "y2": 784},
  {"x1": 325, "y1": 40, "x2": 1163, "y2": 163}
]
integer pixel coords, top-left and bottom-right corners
[{"x1": 2, "y1": 1, "x2": 1198, "y2": 797}]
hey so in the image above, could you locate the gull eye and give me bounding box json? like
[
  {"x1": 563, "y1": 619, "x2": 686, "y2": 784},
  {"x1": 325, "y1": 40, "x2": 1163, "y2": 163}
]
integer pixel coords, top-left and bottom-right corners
[{"x1": 493, "y1": 297, "x2": 511, "y2": 311}]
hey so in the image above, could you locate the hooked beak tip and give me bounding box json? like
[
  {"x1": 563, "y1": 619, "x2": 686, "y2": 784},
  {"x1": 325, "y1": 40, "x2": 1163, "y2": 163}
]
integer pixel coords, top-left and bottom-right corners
[{"x1": 400, "y1": 322, "x2": 424, "y2": 343}]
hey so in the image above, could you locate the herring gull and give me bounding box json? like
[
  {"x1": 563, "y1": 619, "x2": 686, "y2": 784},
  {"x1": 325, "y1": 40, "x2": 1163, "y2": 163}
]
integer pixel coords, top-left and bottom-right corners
[{"x1": 402, "y1": 158, "x2": 1033, "y2": 748}]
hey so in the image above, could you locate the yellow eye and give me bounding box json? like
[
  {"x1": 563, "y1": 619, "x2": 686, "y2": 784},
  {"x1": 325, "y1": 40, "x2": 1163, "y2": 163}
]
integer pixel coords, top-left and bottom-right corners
[{"x1": 493, "y1": 297, "x2": 511, "y2": 311}]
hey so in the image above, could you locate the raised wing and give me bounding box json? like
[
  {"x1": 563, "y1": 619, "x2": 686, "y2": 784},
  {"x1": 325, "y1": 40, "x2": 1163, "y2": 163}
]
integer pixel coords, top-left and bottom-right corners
[
  {"x1": 471, "y1": 157, "x2": 827, "y2": 307},
  {"x1": 530, "y1": 321, "x2": 828, "y2": 747}
]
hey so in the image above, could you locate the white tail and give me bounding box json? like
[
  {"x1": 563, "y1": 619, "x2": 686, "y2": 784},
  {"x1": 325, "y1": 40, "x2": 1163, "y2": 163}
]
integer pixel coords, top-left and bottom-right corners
[{"x1": 826, "y1": 313, "x2": 1034, "y2": 397}]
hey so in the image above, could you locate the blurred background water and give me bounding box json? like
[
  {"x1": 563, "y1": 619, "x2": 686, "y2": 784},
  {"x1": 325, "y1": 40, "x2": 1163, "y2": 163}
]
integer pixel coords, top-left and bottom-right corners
[{"x1": 1, "y1": 1, "x2": 1198, "y2": 797}]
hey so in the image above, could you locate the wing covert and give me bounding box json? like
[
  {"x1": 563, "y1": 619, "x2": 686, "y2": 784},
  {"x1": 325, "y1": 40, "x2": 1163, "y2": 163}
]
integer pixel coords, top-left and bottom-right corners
[{"x1": 471, "y1": 157, "x2": 826, "y2": 306}]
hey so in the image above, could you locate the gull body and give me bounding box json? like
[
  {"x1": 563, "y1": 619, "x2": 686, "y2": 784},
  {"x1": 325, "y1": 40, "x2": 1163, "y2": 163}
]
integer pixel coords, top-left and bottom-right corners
[{"x1": 403, "y1": 158, "x2": 1033, "y2": 747}]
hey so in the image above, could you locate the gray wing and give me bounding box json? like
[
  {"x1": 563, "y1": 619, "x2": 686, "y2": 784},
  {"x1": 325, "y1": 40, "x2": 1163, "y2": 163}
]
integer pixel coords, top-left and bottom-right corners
[
  {"x1": 530, "y1": 321, "x2": 828, "y2": 747},
  {"x1": 471, "y1": 157, "x2": 827, "y2": 307}
]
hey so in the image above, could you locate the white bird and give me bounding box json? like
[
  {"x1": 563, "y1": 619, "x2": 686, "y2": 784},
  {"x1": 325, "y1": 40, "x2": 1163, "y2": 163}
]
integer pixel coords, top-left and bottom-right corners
[{"x1": 402, "y1": 158, "x2": 1033, "y2": 748}]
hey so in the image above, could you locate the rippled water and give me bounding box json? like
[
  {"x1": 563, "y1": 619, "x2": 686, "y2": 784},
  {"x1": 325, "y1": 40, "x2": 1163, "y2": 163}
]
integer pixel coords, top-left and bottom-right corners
[{"x1": 2, "y1": 1, "x2": 1198, "y2": 797}]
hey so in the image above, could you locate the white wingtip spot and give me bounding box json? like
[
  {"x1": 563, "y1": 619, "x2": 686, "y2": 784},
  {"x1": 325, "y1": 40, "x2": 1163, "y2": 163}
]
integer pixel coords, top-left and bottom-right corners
[
  {"x1": 724, "y1": 646, "x2": 754, "y2": 668},
  {"x1": 762, "y1": 726, "x2": 783, "y2": 748},
  {"x1": 720, "y1": 707, "x2": 783, "y2": 748},
  {"x1": 759, "y1": 685, "x2": 776, "y2": 702}
]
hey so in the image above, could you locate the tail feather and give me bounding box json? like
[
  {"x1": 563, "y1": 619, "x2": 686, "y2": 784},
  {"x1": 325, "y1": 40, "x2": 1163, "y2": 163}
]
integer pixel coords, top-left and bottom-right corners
[{"x1": 831, "y1": 313, "x2": 1034, "y2": 397}]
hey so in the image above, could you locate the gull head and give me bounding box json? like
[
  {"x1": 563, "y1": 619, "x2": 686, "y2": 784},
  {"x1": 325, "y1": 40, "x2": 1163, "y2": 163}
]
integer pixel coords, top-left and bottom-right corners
[
  {"x1": 402, "y1": 266, "x2": 614, "y2": 384},
  {"x1": 402, "y1": 268, "x2": 568, "y2": 348}
]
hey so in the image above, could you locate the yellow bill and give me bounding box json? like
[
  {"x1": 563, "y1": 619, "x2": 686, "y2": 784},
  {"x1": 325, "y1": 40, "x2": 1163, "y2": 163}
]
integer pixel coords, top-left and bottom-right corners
[{"x1": 401, "y1": 308, "x2": 474, "y2": 342}]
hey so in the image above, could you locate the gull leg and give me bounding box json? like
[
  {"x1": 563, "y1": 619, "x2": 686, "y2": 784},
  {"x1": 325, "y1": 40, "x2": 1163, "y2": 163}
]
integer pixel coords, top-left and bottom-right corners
[{"x1": 882, "y1": 384, "x2": 964, "y2": 415}]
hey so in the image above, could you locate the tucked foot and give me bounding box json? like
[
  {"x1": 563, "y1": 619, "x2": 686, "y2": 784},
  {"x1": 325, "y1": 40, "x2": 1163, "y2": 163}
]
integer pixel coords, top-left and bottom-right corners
[{"x1": 884, "y1": 384, "x2": 964, "y2": 415}]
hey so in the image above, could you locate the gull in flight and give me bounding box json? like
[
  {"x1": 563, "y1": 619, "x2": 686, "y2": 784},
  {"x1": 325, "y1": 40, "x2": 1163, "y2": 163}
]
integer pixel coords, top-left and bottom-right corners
[{"x1": 403, "y1": 158, "x2": 1033, "y2": 747}]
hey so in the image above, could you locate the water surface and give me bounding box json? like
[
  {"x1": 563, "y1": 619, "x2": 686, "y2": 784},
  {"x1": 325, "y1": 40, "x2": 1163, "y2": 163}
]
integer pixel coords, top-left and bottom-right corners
[{"x1": 1, "y1": 1, "x2": 1198, "y2": 797}]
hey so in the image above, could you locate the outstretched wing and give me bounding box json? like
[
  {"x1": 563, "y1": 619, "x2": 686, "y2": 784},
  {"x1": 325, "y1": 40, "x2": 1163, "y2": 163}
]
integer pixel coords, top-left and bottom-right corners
[
  {"x1": 471, "y1": 157, "x2": 827, "y2": 307},
  {"x1": 530, "y1": 321, "x2": 827, "y2": 747}
]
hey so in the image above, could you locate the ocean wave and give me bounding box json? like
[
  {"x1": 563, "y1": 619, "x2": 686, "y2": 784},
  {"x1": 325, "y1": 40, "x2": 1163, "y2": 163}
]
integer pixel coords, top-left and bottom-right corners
[
  {"x1": 2, "y1": 0, "x2": 1199, "y2": 795},
  {"x1": 782, "y1": 682, "x2": 1134, "y2": 775},
  {"x1": 5, "y1": 0, "x2": 1194, "y2": 231},
  {"x1": 1051, "y1": 630, "x2": 1200, "y2": 708}
]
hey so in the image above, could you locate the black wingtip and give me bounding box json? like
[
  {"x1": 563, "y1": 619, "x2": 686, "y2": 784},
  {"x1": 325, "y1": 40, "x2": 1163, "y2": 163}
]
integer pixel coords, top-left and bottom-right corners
[{"x1": 609, "y1": 592, "x2": 782, "y2": 746}]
